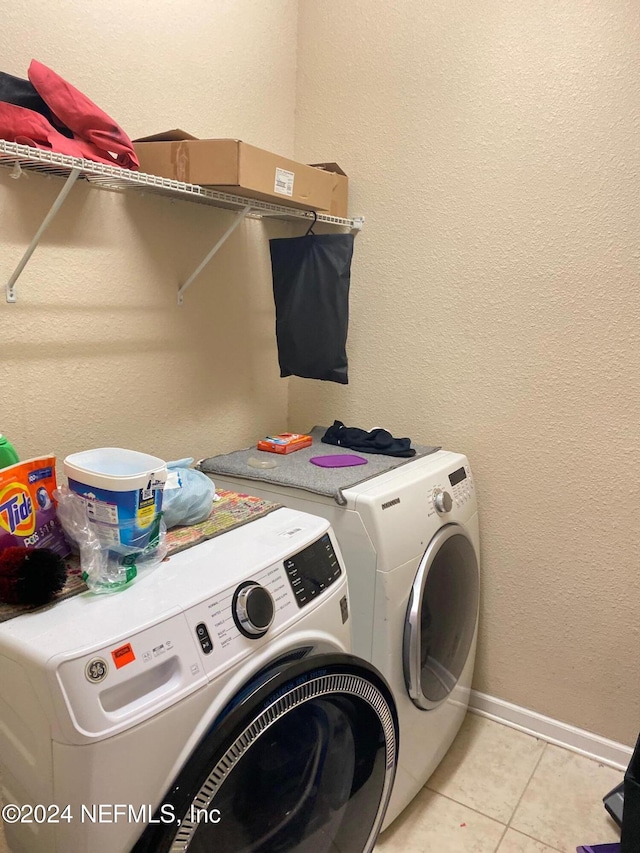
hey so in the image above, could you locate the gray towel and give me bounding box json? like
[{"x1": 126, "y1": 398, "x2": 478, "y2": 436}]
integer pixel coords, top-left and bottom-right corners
[{"x1": 198, "y1": 426, "x2": 439, "y2": 505}]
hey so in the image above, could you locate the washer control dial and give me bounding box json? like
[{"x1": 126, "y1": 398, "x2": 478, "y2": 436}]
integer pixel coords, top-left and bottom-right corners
[
  {"x1": 433, "y1": 488, "x2": 453, "y2": 514},
  {"x1": 233, "y1": 582, "x2": 275, "y2": 638}
]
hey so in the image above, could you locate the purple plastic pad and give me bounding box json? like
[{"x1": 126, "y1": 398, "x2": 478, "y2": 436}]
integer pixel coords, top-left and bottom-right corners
[{"x1": 310, "y1": 454, "x2": 368, "y2": 468}]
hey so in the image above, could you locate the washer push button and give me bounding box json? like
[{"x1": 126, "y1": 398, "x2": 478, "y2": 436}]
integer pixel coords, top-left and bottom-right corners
[{"x1": 196, "y1": 622, "x2": 213, "y2": 654}]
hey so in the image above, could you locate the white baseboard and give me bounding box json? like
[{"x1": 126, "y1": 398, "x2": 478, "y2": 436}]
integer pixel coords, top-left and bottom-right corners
[{"x1": 469, "y1": 690, "x2": 633, "y2": 771}]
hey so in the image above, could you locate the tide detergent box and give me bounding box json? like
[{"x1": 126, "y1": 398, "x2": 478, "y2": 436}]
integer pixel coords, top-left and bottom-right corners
[{"x1": 0, "y1": 456, "x2": 69, "y2": 557}]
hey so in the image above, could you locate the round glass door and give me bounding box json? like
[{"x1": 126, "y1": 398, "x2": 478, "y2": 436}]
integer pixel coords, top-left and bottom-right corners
[
  {"x1": 404, "y1": 524, "x2": 479, "y2": 710},
  {"x1": 133, "y1": 655, "x2": 398, "y2": 853}
]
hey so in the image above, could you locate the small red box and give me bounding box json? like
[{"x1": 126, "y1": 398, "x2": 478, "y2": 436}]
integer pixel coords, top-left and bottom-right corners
[{"x1": 257, "y1": 433, "x2": 313, "y2": 454}]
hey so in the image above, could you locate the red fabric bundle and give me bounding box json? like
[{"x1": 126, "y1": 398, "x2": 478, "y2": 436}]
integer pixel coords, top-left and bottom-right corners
[{"x1": 0, "y1": 60, "x2": 139, "y2": 170}]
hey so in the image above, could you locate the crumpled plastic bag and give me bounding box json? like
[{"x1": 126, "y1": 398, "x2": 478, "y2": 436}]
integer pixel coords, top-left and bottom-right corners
[
  {"x1": 162, "y1": 458, "x2": 215, "y2": 529},
  {"x1": 53, "y1": 485, "x2": 167, "y2": 594}
]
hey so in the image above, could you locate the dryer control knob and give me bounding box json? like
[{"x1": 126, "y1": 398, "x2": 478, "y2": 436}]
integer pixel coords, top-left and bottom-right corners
[
  {"x1": 433, "y1": 489, "x2": 453, "y2": 514},
  {"x1": 234, "y1": 583, "x2": 275, "y2": 637}
]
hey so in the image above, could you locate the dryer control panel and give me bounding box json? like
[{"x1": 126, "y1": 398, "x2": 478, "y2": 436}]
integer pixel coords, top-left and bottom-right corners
[
  {"x1": 447, "y1": 463, "x2": 475, "y2": 508},
  {"x1": 428, "y1": 463, "x2": 475, "y2": 515}
]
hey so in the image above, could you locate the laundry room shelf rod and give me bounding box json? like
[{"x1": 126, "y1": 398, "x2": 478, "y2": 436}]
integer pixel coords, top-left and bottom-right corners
[{"x1": 0, "y1": 139, "x2": 364, "y2": 304}]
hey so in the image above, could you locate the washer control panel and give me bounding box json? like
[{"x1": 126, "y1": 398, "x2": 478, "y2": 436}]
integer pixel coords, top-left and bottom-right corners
[
  {"x1": 232, "y1": 582, "x2": 275, "y2": 637},
  {"x1": 196, "y1": 622, "x2": 213, "y2": 654},
  {"x1": 185, "y1": 563, "x2": 293, "y2": 675},
  {"x1": 183, "y1": 532, "x2": 343, "y2": 678},
  {"x1": 283, "y1": 533, "x2": 342, "y2": 608}
]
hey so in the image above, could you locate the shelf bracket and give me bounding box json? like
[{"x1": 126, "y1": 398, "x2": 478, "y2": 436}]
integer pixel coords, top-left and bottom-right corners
[
  {"x1": 177, "y1": 204, "x2": 253, "y2": 305},
  {"x1": 6, "y1": 166, "x2": 81, "y2": 303}
]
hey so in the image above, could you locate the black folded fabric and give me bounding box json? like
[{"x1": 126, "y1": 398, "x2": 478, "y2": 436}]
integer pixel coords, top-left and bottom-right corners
[
  {"x1": 0, "y1": 70, "x2": 72, "y2": 136},
  {"x1": 321, "y1": 420, "x2": 416, "y2": 458}
]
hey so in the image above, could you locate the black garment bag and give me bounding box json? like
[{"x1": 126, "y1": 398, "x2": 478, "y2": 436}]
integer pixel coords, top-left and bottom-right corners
[{"x1": 270, "y1": 228, "x2": 354, "y2": 384}]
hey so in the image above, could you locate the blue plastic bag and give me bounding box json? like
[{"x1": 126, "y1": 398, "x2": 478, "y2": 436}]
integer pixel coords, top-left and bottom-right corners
[{"x1": 162, "y1": 459, "x2": 215, "y2": 529}]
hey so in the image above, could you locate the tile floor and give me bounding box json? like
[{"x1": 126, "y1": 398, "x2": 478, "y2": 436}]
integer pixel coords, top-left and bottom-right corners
[
  {"x1": 375, "y1": 714, "x2": 623, "y2": 853},
  {"x1": 0, "y1": 714, "x2": 623, "y2": 853}
]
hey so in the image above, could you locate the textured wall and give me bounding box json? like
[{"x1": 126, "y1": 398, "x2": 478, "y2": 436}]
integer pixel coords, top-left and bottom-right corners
[
  {"x1": 294, "y1": 1, "x2": 640, "y2": 744},
  {"x1": 0, "y1": 0, "x2": 297, "y2": 468}
]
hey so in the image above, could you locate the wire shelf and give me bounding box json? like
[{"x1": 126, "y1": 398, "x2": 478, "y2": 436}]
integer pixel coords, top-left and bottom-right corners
[
  {"x1": 0, "y1": 139, "x2": 362, "y2": 304},
  {"x1": 0, "y1": 139, "x2": 360, "y2": 228}
]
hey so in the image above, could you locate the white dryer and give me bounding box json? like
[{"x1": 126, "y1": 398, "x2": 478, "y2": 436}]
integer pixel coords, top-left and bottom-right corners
[
  {"x1": 0, "y1": 508, "x2": 398, "y2": 853},
  {"x1": 208, "y1": 450, "x2": 480, "y2": 829}
]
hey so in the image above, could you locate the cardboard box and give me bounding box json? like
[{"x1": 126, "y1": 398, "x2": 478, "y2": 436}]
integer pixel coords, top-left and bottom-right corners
[
  {"x1": 310, "y1": 162, "x2": 349, "y2": 218},
  {"x1": 133, "y1": 130, "x2": 334, "y2": 211}
]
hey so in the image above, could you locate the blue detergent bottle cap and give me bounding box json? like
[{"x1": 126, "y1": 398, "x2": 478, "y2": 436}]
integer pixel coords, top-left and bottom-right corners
[{"x1": 0, "y1": 434, "x2": 20, "y2": 469}]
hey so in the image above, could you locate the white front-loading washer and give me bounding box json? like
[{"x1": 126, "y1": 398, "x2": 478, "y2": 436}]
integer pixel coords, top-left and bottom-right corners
[
  {"x1": 206, "y1": 450, "x2": 480, "y2": 829},
  {"x1": 0, "y1": 508, "x2": 398, "y2": 853}
]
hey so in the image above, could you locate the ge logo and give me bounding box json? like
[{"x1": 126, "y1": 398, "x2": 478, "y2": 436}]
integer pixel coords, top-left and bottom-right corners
[{"x1": 85, "y1": 658, "x2": 108, "y2": 683}]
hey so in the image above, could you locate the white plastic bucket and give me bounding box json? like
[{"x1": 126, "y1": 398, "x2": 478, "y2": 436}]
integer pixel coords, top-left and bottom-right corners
[{"x1": 63, "y1": 448, "x2": 167, "y2": 549}]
